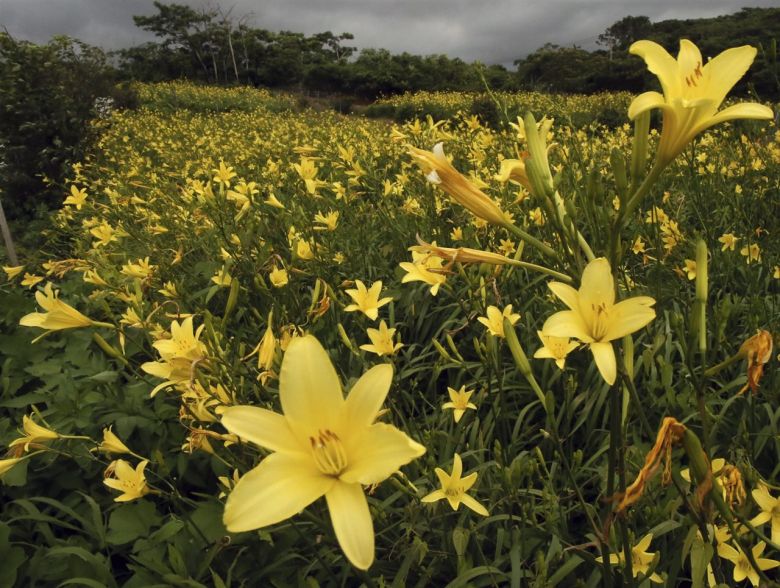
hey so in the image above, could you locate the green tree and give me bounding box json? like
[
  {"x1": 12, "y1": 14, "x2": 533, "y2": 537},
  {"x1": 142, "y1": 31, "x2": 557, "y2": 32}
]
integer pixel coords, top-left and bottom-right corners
[{"x1": 0, "y1": 34, "x2": 120, "y2": 219}]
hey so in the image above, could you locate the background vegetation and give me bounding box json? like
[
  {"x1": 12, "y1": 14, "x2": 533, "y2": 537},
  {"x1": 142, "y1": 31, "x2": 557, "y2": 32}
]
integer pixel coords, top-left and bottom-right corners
[{"x1": 0, "y1": 79, "x2": 777, "y2": 586}]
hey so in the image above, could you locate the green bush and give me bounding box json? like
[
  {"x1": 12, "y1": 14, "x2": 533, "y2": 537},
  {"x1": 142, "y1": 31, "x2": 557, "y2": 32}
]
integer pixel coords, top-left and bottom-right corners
[{"x1": 0, "y1": 34, "x2": 122, "y2": 220}]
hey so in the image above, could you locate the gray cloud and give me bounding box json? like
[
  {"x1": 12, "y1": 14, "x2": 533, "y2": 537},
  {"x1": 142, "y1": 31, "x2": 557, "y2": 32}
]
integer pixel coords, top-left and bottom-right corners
[{"x1": 1, "y1": 0, "x2": 776, "y2": 65}]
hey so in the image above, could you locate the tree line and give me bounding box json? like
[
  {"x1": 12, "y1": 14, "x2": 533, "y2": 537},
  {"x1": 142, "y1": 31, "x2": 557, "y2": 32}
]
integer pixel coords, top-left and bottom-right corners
[{"x1": 116, "y1": 3, "x2": 780, "y2": 99}]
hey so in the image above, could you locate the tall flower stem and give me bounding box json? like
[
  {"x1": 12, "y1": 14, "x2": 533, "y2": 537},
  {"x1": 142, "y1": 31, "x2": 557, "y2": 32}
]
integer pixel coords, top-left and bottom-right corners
[
  {"x1": 610, "y1": 163, "x2": 665, "y2": 266},
  {"x1": 504, "y1": 223, "x2": 559, "y2": 260}
]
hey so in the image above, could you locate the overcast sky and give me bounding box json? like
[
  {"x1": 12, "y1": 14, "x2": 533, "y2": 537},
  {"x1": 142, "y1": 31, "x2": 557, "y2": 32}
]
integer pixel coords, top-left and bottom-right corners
[{"x1": 1, "y1": 0, "x2": 777, "y2": 65}]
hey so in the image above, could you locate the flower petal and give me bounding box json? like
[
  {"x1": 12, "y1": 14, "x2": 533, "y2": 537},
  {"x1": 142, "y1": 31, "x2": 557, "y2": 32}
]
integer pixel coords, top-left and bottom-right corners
[
  {"x1": 630, "y1": 40, "x2": 681, "y2": 99},
  {"x1": 590, "y1": 341, "x2": 616, "y2": 385},
  {"x1": 548, "y1": 281, "x2": 580, "y2": 311},
  {"x1": 628, "y1": 91, "x2": 667, "y2": 119},
  {"x1": 579, "y1": 258, "x2": 614, "y2": 309},
  {"x1": 460, "y1": 493, "x2": 489, "y2": 516},
  {"x1": 280, "y1": 335, "x2": 344, "y2": 441},
  {"x1": 224, "y1": 452, "x2": 333, "y2": 532},
  {"x1": 325, "y1": 481, "x2": 374, "y2": 570},
  {"x1": 752, "y1": 485, "x2": 777, "y2": 512},
  {"x1": 695, "y1": 102, "x2": 774, "y2": 134},
  {"x1": 342, "y1": 364, "x2": 393, "y2": 435},
  {"x1": 221, "y1": 406, "x2": 305, "y2": 455},
  {"x1": 543, "y1": 310, "x2": 594, "y2": 343},
  {"x1": 701, "y1": 45, "x2": 757, "y2": 107},
  {"x1": 602, "y1": 297, "x2": 656, "y2": 341},
  {"x1": 341, "y1": 423, "x2": 425, "y2": 485},
  {"x1": 421, "y1": 489, "x2": 445, "y2": 503},
  {"x1": 460, "y1": 471, "x2": 478, "y2": 493}
]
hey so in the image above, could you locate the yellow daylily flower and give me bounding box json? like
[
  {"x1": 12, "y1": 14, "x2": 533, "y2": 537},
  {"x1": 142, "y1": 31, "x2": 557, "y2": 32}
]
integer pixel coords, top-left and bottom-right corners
[
  {"x1": 97, "y1": 426, "x2": 132, "y2": 455},
  {"x1": 269, "y1": 266, "x2": 288, "y2": 288},
  {"x1": 265, "y1": 193, "x2": 285, "y2": 209},
  {"x1": 421, "y1": 453, "x2": 488, "y2": 516},
  {"x1": 2, "y1": 265, "x2": 25, "y2": 281},
  {"x1": 360, "y1": 320, "x2": 403, "y2": 357},
  {"x1": 20, "y1": 273, "x2": 44, "y2": 289},
  {"x1": 296, "y1": 239, "x2": 314, "y2": 260},
  {"x1": 246, "y1": 312, "x2": 277, "y2": 371},
  {"x1": 141, "y1": 317, "x2": 208, "y2": 396},
  {"x1": 442, "y1": 386, "x2": 477, "y2": 423},
  {"x1": 314, "y1": 210, "x2": 339, "y2": 231},
  {"x1": 629, "y1": 39, "x2": 774, "y2": 166},
  {"x1": 121, "y1": 257, "x2": 155, "y2": 280},
  {"x1": 533, "y1": 330, "x2": 579, "y2": 369},
  {"x1": 63, "y1": 185, "x2": 88, "y2": 209},
  {"x1": 344, "y1": 280, "x2": 392, "y2": 321},
  {"x1": 495, "y1": 158, "x2": 532, "y2": 191},
  {"x1": 212, "y1": 161, "x2": 237, "y2": 187},
  {"x1": 0, "y1": 457, "x2": 24, "y2": 479},
  {"x1": 409, "y1": 143, "x2": 508, "y2": 227},
  {"x1": 477, "y1": 305, "x2": 520, "y2": 338},
  {"x1": 740, "y1": 243, "x2": 761, "y2": 264},
  {"x1": 717, "y1": 541, "x2": 780, "y2": 586},
  {"x1": 220, "y1": 335, "x2": 426, "y2": 570},
  {"x1": 9, "y1": 415, "x2": 59, "y2": 452},
  {"x1": 19, "y1": 282, "x2": 97, "y2": 334},
  {"x1": 211, "y1": 266, "x2": 234, "y2": 287},
  {"x1": 399, "y1": 250, "x2": 447, "y2": 296},
  {"x1": 103, "y1": 459, "x2": 151, "y2": 502},
  {"x1": 542, "y1": 258, "x2": 656, "y2": 385},
  {"x1": 596, "y1": 533, "x2": 662, "y2": 583},
  {"x1": 750, "y1": 484, "x2": 780, "y2": 544},
  {"x1": 719, "y1": 233, "x2": 739, "y2": 251}
]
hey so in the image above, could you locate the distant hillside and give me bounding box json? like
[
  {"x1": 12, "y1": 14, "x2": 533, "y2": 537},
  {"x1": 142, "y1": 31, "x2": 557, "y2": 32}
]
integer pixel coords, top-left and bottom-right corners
[{"x1": 515, "y1": 7, "x2": 780, "y2": 97}]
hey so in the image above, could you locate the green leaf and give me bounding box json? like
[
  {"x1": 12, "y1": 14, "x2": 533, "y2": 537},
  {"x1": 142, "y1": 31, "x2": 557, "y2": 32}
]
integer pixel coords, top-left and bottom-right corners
[
  {"x1": 106, "y1": 501, "x2": 159, "y2": 545},
  {"x1": 0, "y1": 523, "x2": 26, "y2": 588}
]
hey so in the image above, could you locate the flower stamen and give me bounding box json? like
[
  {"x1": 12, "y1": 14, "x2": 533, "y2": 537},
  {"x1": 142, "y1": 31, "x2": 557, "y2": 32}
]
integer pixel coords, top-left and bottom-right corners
[{"x1": 310, "y1": 429, "x2": 348, "y2": 476}]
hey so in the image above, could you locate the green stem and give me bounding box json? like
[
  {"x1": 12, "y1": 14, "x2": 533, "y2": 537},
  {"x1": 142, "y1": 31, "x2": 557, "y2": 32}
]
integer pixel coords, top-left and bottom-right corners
[
  {"x1": 504, "y1": 259, "x2": 573, "y2": 283},
  {"x1": 702, "y1": 352, "x2": 742, "y2": 378},
  {"x1": 504, "y1": 223, "x2": 559, "y2": 260}
]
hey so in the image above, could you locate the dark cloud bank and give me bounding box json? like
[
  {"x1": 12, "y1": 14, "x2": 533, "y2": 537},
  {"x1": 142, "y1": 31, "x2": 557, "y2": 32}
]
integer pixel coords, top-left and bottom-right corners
[{"x1": 1, "y1": 0, "x2": 777, "y2": 65}]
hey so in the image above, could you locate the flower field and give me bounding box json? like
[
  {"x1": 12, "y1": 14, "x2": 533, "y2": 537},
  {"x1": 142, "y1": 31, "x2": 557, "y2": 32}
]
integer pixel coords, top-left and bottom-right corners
[{"x1": 1, "y1": 41, "x2": 779, "y2": 586}]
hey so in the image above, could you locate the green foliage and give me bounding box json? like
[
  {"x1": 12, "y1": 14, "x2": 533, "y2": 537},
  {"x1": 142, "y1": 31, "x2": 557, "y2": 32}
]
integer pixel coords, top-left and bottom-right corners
[
  {"x1": 0, "y1": 33, "x2": 131, "y2": 220},
  {"x1": 0, "y1": 81, "x2": 778, "y2": 586},
  {"x1": 115, "y1": 3, "x2": 780, "y2": 102}
]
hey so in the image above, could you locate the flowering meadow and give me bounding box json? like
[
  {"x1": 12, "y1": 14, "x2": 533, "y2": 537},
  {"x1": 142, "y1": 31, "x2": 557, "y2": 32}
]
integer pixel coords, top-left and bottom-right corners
[{"x1": 1, "y1": 40, "x2": 779, "y2": 586}]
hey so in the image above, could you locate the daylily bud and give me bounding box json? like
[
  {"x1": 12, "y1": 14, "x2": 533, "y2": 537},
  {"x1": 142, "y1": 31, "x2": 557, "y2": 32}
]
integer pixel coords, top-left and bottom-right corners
[
  {"x1": 610, "y1": 147, "x2": 628, "y2": 202},
  {"x1": 224, "y1": 277, "x2": 240, "y2": 320},
  {"x1": 695, "y1": 239, "x2": 708, "y2": 352},
  {"x1": 98, "y1": 426, "x2": 132, "y2": 455},
  {"x1": 630, "y1": 110, "x2": 651, "y2": 190},
  {"x1": 409, "y1": 143, "x2": 509, "y2": 228}
]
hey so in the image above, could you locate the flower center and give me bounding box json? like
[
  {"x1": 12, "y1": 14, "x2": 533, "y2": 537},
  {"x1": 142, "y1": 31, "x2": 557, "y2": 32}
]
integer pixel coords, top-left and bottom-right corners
[
  {"x1": 310, "y1": 429, "x2": 348, "y2": 476},
  {"x1": 444, "y1": 486, "x2": 464, "y2": 498},
  {"x1": 685, "y1": 61, "x2": 703, "y2": 87},
  {"x1": 590, "y1": 302, "x2": 610, "y2": 340}
]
